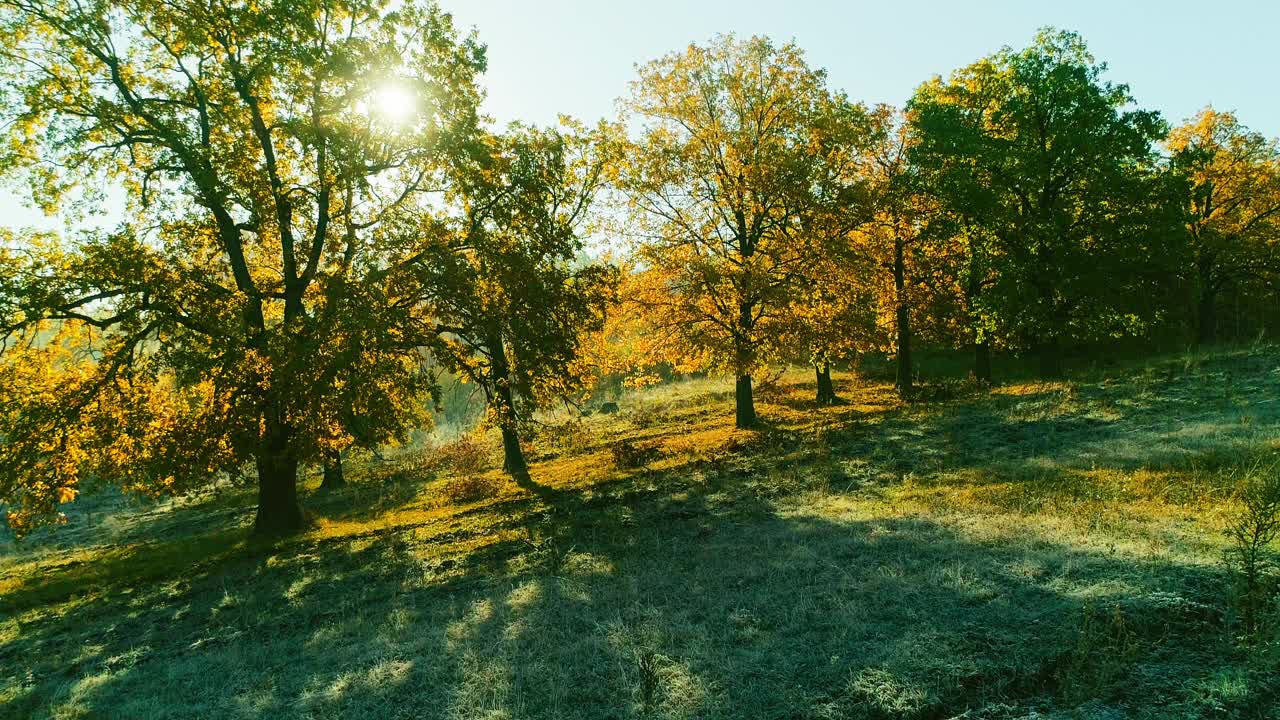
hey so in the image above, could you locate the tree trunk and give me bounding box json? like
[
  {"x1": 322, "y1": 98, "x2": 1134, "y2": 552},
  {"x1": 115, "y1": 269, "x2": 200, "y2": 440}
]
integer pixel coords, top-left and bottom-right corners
[
  {"x1": 734, "y1": 298, "x2": 757, "y2": 429},
  {"x1": 320, "y1": 448, "x2": 345, "y2": 491},
  {"x1": 815, "y1": 361, "x2": 837, "y2": 405},
  {"x1": 1037, "y1": 335, "x2": 1063, "y2": 379},
  {"x1": 735, "y1": 373, "x2": 756, "y2": 429},
  {"x1": 895, "y1": 312, "x2": 913, "y2": 396},
  {"x1": 894, "y1": 237, "x2": 913, "y2": 396},
  {"x1": 489, "y1": 333, "x2": 531, "y2": 486},
  {"x1": 253, "y1": 418, "x2": 304, "y2": 535},
  {"x1": 974, "y1": 339, "x2": 992, "y2": 383},
  {"x1": 500, "y1": 423, "x2": 529, "y2": 483},
  {"x1": 1197, "y1": 285, "x2": 1217, "y2": 347}
]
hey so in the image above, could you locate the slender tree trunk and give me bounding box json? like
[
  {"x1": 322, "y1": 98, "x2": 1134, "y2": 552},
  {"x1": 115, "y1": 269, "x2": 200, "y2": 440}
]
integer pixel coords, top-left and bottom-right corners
[
  {"x1": 253, "y1": 414, "x2": 304, "y2": 535},
  {"x1": 1197, "y1": 285, "x2": 1217, "y2": 347},
  {"x1": 734, "y1": 300, "x2": 756, "y2": 429},
  {"x1": 489, "y1": 334, "x2": 531, "y2": 486},
  {"x1": 895, "y1": 315, "x2": 913, "y2": 396},
  {"x1": 735, "y1": 373, "x2": 756, "y2": 429},
  {"x1": 1037, "y1": 335, "x2": 1063, "y2": 379},
  {"x1": 974, "y1": 339, "x2": 992, "y2": 383},
  {"x1": 965, "y1": 263, "x2": 990, "y2": 383},
  {"x1": 893, "y1": 237, "x2": 913, "y2": 396},
  {"x1": 815, "y1": 361, "x2": 837, "y2": 405},
  {"x1": 320, "y1": 448, "x2": 345, "y2": 491}
]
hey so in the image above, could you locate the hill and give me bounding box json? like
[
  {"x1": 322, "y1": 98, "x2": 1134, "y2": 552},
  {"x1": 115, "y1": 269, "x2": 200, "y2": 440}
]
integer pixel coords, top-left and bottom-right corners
[{"x1": 2, "y1": 347, "x2": 1279, "y2": 719}]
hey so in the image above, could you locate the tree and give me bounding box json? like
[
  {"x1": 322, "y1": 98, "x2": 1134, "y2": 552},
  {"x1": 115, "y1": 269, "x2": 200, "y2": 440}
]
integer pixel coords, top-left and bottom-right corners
[
  {"x1": 618, "y1": 35, "x2": 866, "y2": 428},
  {"x1": 0, "y1": 0, "x2": 484, "y2": 536},
  {"x1": 909, "y1": 29, "x2": 1173, "y2": 378},
  {"x1": 396, "y1": 121, "x2": 618, "y2": 486},
  {"x1": 781, "y1": 250, "x2": 879, "y2": 405},
  {"x1": 858, "y1": 105, "x2": 956, "y2": 396},
  {"x1": 789, "y1": 97, "x2": 877, "y2": 405},
  {"x1": 1168, "y1": 109, "x2": 1280, "y2": 345}
]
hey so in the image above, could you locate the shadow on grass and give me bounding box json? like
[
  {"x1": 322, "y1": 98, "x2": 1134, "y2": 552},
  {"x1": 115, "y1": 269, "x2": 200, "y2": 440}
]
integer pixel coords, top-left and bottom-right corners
[
  {"x1": 2, "y1": 451, "x2": 1269, "y2": 719},
  {"x1": 6, "y1": 350, "x2": 1280, "y2": 717}
]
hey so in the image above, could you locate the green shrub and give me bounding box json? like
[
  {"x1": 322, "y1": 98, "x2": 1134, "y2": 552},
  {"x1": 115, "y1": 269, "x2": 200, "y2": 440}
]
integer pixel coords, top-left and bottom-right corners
[
  {"x1": 1224, "y1": 459, "x2": 1280, "y2": 638},
  {"x1": 1057, "y1": 602, "x2": 1138, "y2": 704}
]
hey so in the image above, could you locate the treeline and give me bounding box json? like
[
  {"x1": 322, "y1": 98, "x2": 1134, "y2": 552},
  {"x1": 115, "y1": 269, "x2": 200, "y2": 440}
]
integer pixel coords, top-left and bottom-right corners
[
  {"x1": 603, "y1": 31, "x2": 1280, "y2": 428},
  {"x1": 0, "y1": 1, "x2": 1276, "y2": 537}
]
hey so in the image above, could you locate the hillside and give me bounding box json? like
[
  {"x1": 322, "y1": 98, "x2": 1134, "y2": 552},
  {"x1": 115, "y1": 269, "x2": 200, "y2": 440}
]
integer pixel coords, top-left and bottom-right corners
[{"x1": 2, "y1": 347, "x2": 1279, "y2": 719}]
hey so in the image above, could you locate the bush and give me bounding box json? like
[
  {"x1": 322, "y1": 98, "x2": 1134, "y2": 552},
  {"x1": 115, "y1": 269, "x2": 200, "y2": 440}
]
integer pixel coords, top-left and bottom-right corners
[
  {"x1": 610, "y1": 439, "x2": 662, "y2": 469},
  {"x1": 537, "y1": 418, "x2": 593, "y2": 458},
  {"x1": 442, "y1": 474, "x2": 501, "y2": 504},
  {"x1": 434, "y1": 434, "x2": 489, "y2": 478},
  {"x1": 1224, "y1": 459, "x2": 1280, "y2": 638},
  {"x1": 910, "y1": 376, "x2": 989, "y2": 404},
  {"x1": 433, "y1": 435, "x2": 499, "y2": 504},
  {"x1": 1056, "y1": 602, "x2": 1138, "y2": 704}
]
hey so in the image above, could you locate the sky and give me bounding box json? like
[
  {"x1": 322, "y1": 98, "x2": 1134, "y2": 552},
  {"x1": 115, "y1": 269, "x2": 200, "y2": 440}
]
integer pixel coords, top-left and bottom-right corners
[
  {"x1": 444, "y1": 0, "x2": 1278, "y2": 129},
  {"x1": 3, "y1": 0, "x2": 1277, "y2": 230}
]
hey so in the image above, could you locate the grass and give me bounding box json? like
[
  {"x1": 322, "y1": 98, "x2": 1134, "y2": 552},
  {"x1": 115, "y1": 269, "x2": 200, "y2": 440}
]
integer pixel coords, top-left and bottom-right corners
[{"x1": 2, "y1": 346, "x2": 1280, "y2": 718}]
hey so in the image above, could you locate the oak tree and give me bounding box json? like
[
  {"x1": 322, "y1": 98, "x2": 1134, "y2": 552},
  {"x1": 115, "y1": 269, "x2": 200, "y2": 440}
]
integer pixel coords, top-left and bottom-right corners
[
  {"x1": 0, "y1": 0, "x2": 484, "y2": 535},
  {"x1": 1168, "y1": 109, "x2": 1280, "y2": 345},
  {"x1": 910, "y1": 29, "x2": 1173, "y2": 378},
  {"x1": 618, "y1": 35, "x2": 866, "y2": 427},
  {"x1": 395, "y1": 121, "x2": 618, "y2": 486}
]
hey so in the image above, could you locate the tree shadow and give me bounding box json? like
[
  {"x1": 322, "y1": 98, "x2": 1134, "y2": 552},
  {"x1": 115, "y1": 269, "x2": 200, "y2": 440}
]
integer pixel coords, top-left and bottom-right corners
[
  {"x1": 780, "y1": 356, "x2": 1280, "y2": 498},
  {"x1": 2, "y1": 454, "x2": 1267, "y2": 719},
  {"x1": 6, "y1": 355, "x2": 1280, "y2": 717}
]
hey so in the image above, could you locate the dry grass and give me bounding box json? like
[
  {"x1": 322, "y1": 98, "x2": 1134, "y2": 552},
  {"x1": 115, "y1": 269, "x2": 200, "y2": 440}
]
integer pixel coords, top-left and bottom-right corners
[{"x1": 2, "y1": 347, "x2": 1280, "y2": 718}]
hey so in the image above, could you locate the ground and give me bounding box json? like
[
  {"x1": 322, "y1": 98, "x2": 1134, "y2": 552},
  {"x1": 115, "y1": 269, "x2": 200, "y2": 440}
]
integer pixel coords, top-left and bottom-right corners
[{"x1": 1, "y1": 346, "x2": 1279, "y2": 719}]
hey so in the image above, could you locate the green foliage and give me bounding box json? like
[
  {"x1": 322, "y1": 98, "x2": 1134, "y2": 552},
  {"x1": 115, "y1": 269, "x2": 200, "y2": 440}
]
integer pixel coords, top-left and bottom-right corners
[
  {"x1": 390, "y1": 120, "x2": 620, "y2": 480},
  {"x1": 1224, "y1": 459, "x2": 1280, "y2": 638},
  {"x1": 909, "y1": 29, "x2": 1183, "y2": 375}
]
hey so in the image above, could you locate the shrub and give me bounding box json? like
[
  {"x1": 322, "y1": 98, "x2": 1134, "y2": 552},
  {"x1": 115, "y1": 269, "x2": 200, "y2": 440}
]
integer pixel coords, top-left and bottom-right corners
[
  {"x1": 910, "y1": 376, "x2": 989, "y2": 404},
  {"x1": 434, "y1": 434, "x2": 489, "y2": 478},
  {"x1": 1057, "y1": 602, "x2": 1138, "y2": 704},
  {"x1": 434, "y1": 435, "x2": 499, "y2": 504},
  {"x1": 1224, "y1": 459, "x2": 1280, "y2": 638},
  {"x1": 610, "y1": 439, "x2": 661, "y2": 469},
  {"x1": 538, "y1": 419, "x2": 593, "y2": 458},
  {"x1": 442, "y1": 474, "x2": 501, "y2": 504}
]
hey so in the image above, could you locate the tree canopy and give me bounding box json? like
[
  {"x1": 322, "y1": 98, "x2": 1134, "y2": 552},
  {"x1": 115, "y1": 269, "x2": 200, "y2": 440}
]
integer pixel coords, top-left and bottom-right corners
[
  {"x1": 0, "y1": 0, "x2": 486, "y2": 535},
  {"x1": 1167, "y1": 109, "x2": 1280, "y2": 345},
  {"x1": 909, "y1": 29, "x2": 1179, "y2": 377},
  {"x1": 1, "y1": 15, "x2": 1278, "y2": 537},
  {"x1": 616, "y1": 35, "x2": 869, "y2": 428}
]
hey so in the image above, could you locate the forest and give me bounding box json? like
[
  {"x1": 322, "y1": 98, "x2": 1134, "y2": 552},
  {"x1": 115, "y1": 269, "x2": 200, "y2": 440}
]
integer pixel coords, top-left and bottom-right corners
[{"x1": 0, "y1": 1, "x2": 1278, "y2": 718}]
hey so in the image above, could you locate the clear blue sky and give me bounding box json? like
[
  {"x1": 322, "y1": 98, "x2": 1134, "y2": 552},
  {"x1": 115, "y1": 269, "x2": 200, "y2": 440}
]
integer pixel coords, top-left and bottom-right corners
[
  {"x1": 446, "y1": 0, "x2": 1278, "y2": 130},
  {"x1": 4, "y1": 0, "x2": 1277, "y2": 229}
]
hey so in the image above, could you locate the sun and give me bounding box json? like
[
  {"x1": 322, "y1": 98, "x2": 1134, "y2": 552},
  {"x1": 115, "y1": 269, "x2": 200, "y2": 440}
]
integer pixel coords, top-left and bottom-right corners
[{"x1": 372, "y1": 82, "x2": 416, "y2": 127}]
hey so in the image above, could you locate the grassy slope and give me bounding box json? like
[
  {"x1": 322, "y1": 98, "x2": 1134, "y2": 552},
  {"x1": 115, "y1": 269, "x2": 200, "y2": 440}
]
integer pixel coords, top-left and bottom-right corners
[{"x1": 1, "y1": 347, "x2": 1279, "y2": 719}]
